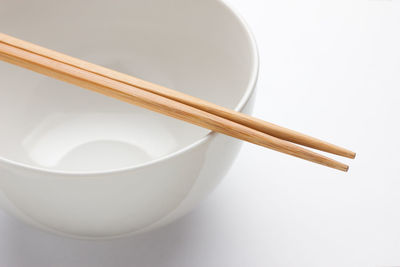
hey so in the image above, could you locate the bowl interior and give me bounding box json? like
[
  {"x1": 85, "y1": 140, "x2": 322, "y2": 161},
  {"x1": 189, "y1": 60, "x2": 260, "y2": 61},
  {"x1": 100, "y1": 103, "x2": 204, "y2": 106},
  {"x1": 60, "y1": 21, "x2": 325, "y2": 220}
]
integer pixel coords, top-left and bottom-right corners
[{"x1": 0, "y1": 0, "x2": 255, "y2": 172}]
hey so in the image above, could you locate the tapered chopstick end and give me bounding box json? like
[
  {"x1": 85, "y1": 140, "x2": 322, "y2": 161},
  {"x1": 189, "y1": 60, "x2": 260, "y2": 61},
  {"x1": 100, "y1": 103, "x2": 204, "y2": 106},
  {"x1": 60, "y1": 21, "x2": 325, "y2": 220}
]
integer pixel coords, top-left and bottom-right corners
[{"x1": 343, "y1": 165, "x2": 349, "y2": 172}]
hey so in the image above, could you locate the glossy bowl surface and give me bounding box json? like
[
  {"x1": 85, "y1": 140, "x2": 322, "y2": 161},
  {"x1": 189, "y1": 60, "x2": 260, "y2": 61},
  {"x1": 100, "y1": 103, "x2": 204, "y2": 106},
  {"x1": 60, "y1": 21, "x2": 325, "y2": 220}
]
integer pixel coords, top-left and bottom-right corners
[{"x1": 0, "y1": 0, "x2": 258, "y2": 238}]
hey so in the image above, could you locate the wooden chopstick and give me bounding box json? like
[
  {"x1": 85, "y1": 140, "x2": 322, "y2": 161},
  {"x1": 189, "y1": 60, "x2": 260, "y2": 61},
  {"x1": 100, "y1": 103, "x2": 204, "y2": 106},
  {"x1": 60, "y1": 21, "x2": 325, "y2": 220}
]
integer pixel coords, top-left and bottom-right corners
[
  {"x1": 0, "y1": 33, "x2": 355, "y2": 160},
  {"x1": 0, "y1": 33, "x2": 353, "y2": 171}
]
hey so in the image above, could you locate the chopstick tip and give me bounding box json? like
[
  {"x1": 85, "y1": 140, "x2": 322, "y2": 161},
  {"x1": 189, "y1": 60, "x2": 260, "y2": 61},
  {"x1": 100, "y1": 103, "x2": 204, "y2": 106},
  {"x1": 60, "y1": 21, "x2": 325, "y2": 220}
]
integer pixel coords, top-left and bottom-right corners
[
  {"x1": 334, "y1": 162, "x2": 349, "y2": 172},
  {"x1": 342, "y1": 150, "x2": 356, "y2": 159}
]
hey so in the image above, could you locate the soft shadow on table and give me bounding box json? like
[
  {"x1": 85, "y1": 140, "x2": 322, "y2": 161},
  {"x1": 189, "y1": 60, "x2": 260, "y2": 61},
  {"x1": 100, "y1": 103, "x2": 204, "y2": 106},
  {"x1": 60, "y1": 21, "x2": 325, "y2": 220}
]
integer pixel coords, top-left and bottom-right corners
[{"x1": 0, "y1": 203, "x2": 215, "y2": 267}]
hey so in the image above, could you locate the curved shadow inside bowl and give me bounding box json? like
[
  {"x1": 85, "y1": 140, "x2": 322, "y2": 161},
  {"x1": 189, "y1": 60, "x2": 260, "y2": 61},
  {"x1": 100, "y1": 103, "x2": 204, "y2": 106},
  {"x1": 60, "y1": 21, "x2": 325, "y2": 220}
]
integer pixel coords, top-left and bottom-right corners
[
  {"x1": 0, "y1": 0, "x2": 258, "y2": 238},
  {"x1": 0, "y1": 0, "x2": 257, "y2": 174}
]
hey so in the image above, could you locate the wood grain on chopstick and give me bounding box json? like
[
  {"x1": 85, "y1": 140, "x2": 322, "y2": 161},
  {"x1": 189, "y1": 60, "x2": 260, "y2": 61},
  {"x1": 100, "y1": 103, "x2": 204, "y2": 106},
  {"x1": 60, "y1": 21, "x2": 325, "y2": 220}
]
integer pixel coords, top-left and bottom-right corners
[
  {"x1": 0, "y1": 33, "x2": 352, "y2": 171},
  {"x1": 0, "y1": 33, "x2": 355, "y2": 159}
]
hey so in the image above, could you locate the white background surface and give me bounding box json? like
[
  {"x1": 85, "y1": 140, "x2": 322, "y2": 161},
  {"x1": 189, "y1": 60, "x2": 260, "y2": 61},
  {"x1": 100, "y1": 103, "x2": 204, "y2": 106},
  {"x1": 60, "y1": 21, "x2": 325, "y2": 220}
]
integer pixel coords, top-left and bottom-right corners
[{"x1": 1, "y1": 0, "x2": 400, "y2": 266}]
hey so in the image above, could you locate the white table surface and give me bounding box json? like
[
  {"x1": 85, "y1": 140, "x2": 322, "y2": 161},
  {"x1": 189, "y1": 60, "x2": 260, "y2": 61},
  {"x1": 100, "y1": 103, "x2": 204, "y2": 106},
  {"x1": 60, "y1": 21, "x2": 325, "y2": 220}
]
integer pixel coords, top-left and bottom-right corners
[{"x1": 1, "y1": 0, "x2": 400, "y2": 266}]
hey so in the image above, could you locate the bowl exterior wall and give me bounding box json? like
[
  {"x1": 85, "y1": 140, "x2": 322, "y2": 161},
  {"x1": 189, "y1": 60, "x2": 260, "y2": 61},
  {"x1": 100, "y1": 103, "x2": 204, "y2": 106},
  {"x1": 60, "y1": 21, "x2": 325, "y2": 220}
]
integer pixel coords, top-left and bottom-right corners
[{"x1": 0, "y1": 89, "x2": 256, "y2": 239}]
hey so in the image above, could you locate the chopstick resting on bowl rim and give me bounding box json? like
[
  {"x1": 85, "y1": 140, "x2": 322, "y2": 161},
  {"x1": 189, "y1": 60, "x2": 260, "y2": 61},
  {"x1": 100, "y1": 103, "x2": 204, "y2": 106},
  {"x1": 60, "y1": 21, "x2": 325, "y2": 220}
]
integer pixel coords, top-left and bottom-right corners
[{"x1": 0, "y1": 32, "x2": 355, "y2": 172}]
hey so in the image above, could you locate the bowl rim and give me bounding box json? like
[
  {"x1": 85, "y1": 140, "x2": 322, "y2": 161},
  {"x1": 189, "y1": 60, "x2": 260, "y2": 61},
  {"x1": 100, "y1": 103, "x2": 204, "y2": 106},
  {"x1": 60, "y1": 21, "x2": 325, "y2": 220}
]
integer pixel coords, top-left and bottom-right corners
[{"x1": 0, "y1": 0, "x2": 259, "y2": 176}]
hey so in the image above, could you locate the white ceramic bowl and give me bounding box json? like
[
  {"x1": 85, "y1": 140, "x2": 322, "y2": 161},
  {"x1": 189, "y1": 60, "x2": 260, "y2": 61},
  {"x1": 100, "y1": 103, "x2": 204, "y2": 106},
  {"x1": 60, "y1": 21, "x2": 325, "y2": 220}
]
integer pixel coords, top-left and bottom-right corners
[{"x1": 0, "y1": 0, "x2": 258, "y2": 238}]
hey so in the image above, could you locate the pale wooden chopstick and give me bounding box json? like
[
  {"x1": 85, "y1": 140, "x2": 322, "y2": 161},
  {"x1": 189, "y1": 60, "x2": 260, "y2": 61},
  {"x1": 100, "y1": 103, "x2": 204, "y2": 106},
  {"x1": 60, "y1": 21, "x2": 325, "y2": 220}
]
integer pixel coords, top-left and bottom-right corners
[
  {"x1": 0, "y1": 33, "x2": 352, "y2": 171},
  {"x1": 0, "y1": 33, "x2": 355, "y2": 159}
]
